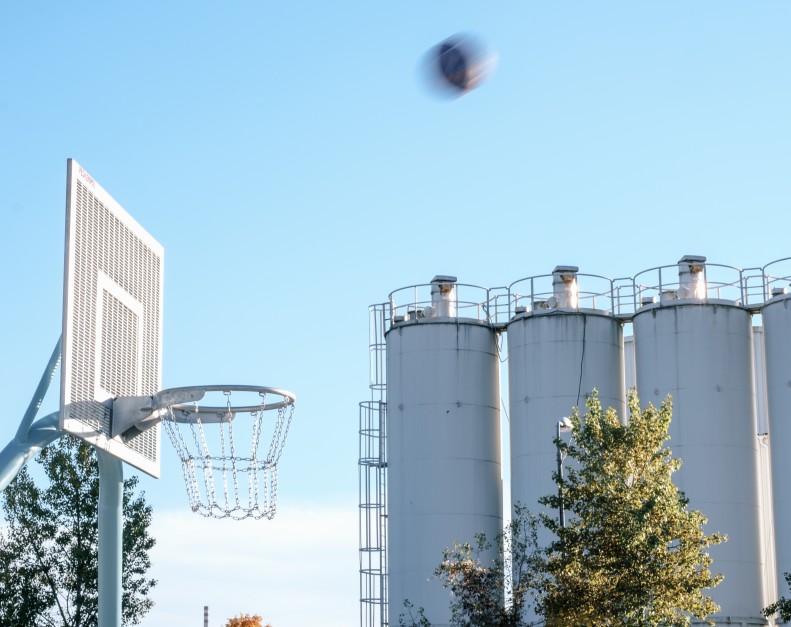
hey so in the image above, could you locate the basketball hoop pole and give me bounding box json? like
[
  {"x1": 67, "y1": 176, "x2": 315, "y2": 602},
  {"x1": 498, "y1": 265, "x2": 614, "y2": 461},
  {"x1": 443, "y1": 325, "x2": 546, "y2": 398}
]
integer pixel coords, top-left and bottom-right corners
[{"x1": 97, "y1": 450, "x2": 123, "y2": 627}]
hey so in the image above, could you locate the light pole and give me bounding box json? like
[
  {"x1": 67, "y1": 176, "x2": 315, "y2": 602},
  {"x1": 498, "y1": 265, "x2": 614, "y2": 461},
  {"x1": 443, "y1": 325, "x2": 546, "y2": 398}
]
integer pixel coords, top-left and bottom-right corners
[{"x1": 556, "y1": 417, "x2": 573, "y2": 528}]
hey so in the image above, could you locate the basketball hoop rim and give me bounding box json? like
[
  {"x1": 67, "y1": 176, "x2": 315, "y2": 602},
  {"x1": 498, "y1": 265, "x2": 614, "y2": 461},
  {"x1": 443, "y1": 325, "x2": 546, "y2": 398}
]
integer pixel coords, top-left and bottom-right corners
[
  {"x1": 159, "y1": 385, "x2": 296, "y2": 415},
  {"x1": 158, "y1": 384, "x2": 297, "y2": 520}
]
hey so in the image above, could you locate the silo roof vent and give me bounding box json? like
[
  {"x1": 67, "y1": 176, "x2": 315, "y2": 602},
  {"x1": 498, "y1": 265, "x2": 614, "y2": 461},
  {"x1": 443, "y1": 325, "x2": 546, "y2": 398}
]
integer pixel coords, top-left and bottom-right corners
[
  {"x1": 677, "y1": 255, "x2": 706, "y2": 300},
  {"x1": 552, "y1": 265, "x2": 580, "y2": 309},
  {"x1": 430, "y1": 275, "x2": 458, "y2": 318}
]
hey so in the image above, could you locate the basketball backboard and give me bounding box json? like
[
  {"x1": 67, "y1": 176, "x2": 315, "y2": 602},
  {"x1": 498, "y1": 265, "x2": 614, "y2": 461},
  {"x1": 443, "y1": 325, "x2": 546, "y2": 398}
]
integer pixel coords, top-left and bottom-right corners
[{"x1": 60, "y1": 159, "x2": 163, "y2": 477}]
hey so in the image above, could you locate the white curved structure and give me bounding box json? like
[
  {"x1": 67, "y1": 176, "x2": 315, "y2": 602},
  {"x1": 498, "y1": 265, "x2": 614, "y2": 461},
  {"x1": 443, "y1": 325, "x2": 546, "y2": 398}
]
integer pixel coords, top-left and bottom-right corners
[
  {"x1": 633, "y1": 292, "x2": 764, "y2": 623},
  {"x1": 506, "y1": 268, "x2": 624, "y2": 626},
  {"x1": 386, "y1": 281, "x2": 502, "y2": 626},
  {"x1": 507, "y1": 306, "x2": 624, "y2": 524},
  {"x1": 762, "y1": 290, "x2": 791, "y2": 606}
]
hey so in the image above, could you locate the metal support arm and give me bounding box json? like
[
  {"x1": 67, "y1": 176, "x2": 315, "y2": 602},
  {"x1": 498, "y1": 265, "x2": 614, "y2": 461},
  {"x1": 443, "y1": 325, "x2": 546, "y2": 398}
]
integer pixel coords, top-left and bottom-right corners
[
  {"x1": 0, "y1": 339, "x2": 64, "y2": 491},
  {"x1": 0, "y1": 412, "x2": 63, "y2": 491}
]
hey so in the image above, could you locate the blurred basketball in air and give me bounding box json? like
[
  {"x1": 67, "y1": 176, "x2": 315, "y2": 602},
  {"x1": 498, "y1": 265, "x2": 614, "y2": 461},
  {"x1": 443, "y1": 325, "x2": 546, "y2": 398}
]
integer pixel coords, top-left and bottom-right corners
[{"x1": 422, "y1": 33, "x2": 496, "y2": 98}]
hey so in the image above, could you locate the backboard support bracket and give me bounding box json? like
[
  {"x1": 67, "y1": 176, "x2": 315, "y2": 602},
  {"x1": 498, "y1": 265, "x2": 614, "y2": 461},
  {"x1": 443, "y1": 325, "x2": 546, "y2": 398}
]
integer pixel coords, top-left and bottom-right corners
[
  {"x1": 110, "y1": 396, "x2": 159, "y2": 439},
  {"x1": 111, "y1": 388, "x2": 206, "y2": 439}
]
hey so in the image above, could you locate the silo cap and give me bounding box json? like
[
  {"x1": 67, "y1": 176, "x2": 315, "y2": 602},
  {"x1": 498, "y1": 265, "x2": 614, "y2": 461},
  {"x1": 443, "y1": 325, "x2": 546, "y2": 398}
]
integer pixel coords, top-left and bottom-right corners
[
  {"x1": 552, "y1": 265, "x2": 579, "y2": 275},
  {"x1": 678, "y1": 255, "x2": 706, "y2": 265},
  {"x1": 431, "y1": 275, "x2": 457, "y2": 284}
]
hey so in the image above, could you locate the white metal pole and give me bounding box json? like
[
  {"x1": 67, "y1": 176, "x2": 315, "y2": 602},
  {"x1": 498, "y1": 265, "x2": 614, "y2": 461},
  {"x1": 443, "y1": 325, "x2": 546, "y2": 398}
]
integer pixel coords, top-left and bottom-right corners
[
  {"x1": 98, "y1": 450, "x2": 124, "y2": 627},
  {"x1": 556, "y1": 421, "x2": 565, "y2": 529}
]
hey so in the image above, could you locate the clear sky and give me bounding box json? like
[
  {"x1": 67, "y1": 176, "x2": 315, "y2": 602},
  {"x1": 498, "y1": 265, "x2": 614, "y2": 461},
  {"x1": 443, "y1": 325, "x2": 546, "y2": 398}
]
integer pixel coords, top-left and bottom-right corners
[{"x1": 1, "y1": 2, "x2": 790, "y2": 626}]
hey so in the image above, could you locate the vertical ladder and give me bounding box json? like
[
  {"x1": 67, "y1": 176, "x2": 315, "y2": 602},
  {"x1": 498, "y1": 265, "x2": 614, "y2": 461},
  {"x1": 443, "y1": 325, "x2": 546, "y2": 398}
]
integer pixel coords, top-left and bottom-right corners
[
  {"x1": 359, "y1": 401, "x2": 387, "y2": 627},
  {"x1": 359, "y1": 303, "x2": 389, "y2": 627}
]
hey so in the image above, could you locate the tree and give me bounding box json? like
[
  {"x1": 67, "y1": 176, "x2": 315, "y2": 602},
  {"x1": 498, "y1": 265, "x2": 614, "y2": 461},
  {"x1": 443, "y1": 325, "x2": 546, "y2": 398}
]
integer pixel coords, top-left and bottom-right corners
[
  {"x1": 430, "y1": 505, "x2": 542, "y2": 627},
  {"x1": 225, "y1": 613, "x2": 272, "y2": 627},
  {"x1": 536, "y1": 390, "x2": 725, "y2": 626},
  {"x1": 398, "y1": 600, "x2": 431, "y2": 627},
  {"x1": 763, "y1": 572, "x2": 791, "y2": 622},
  {"x1": 0, "y1": 435, "x2": 157, "y2": 626},
  {"x1": 0, "y1": 530, "x2": 51, "y2": 625},
  {"x1": 419, "y1": 390, "x2": 725, "y2": 627}
]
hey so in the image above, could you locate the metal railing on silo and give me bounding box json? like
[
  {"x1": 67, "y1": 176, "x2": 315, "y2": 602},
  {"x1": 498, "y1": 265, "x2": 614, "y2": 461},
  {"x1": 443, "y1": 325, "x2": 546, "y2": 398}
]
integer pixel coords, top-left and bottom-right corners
[
  {"x1": 629, "y1": 261, "x2": 758, "y2": 312},
  {"x1": 507, "y1": 271, "x2": 629, "y2": 318},
  {"x1": 763, "y1": 257, "x2": 791, "y2": 303},
  {"x1": 387, "y1": 281, "x2": 507, "y2": 327}
]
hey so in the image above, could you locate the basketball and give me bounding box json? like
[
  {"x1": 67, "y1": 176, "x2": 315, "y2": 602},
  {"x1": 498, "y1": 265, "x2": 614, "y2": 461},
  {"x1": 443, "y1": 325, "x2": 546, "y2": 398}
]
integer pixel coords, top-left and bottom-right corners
[{"x1": 426, "y1": 34, "x2": 496, "y2": 96}]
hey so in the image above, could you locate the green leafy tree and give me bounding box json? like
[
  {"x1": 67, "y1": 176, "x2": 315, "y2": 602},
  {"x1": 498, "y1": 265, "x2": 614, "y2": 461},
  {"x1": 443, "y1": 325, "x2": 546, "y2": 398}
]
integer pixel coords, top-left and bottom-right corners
[
  {"x1": 417, "y1": 390, "x2": 725, "y2": 627},
  {"x1": 763, "y1": 572, "x2": 791, "y2": 622},
  {"x1": 0, "y1": 435, "x2": 157, "y2": 626},
  {"x1": 537, "y1": 390, "x2": 724, "y2": 626},
  {"x1": 0, "y1": 524, "x2": 51, "y2": 625}
]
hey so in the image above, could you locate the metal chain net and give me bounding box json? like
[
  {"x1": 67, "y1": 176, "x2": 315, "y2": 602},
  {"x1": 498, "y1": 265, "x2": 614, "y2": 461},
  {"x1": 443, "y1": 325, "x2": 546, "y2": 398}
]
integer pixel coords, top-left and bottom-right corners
[{"x1": 162, "y1": 390, "x2": 295, "y2": 520}]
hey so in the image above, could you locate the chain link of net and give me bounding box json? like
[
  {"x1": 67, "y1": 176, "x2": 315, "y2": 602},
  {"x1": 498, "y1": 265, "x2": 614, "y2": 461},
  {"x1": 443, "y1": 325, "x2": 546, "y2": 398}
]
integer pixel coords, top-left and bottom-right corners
[{"x1": 162, "y1": 390, "x2": 295, "y2": 520}]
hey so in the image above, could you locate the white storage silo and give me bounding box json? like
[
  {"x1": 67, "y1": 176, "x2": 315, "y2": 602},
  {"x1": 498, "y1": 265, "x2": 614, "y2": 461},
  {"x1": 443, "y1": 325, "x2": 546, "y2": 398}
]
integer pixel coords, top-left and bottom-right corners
[
  {"x1": 632, "y1": 256, "x2": 764, "y2": 624},
  {"x1": 386, "y1": 276, "x2": 502, "y2": 627},
  {"x1": 761, "y1": 285, "x2": 791, "y2": 607},
  {"x1": 507, "y1": 266, "x2": 625, "y2": 531}
]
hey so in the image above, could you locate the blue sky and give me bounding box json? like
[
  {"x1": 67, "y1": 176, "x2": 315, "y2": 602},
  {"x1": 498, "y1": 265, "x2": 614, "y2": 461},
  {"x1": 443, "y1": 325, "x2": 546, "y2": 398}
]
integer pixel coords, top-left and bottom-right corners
[{"x1": 1, "y1": 2, "x2": 790, "y2": 625}]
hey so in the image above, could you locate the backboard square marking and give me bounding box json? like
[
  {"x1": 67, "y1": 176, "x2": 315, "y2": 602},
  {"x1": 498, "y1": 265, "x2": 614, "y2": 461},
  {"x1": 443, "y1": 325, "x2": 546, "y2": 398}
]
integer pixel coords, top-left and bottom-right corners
[{"x1": 95, "y1": 271, "x2": 144, "y2": 401}]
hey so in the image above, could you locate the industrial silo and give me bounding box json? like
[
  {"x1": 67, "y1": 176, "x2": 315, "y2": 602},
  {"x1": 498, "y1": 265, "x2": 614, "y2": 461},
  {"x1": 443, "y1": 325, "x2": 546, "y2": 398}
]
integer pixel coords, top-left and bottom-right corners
[
  {"x1": 386, "y1": 276, "x2": 502, "y2": 627},
  {"x1": 507, "y1": 266, "x2": 625, "y2": 531},
  {"x1": 632, "y1": 255, "x2": 765, "y2": 624},
  {"x1": 761, "y1": 259, "x2": 791, "y2": 610}
]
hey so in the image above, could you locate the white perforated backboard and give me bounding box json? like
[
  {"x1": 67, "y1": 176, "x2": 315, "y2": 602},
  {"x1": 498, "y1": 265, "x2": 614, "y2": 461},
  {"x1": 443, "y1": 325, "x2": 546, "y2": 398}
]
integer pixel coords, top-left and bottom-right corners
[{"x1": 61, "y1": 159, "x2": 163, "y2": 477}]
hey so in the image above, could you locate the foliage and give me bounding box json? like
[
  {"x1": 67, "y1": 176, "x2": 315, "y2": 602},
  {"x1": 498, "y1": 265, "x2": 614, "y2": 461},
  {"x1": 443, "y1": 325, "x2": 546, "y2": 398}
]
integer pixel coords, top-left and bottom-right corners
[
  {"x1": 763, "y1": 572, "x2": 791, "y2": 622},
  {"x1": 536, "y1": 390, "x2": 725, "y2": 626},
  {"x1": 0, "y1": 435, "x2": 157, "y2": 627},
  {"x1": 225, "y1": 613, "x2": 272, "y2": 627},
  {"x1": 398, "y1": 600, "x2": 431, "y2": 627},
  {"x1": 431, "y1": 505, "x2": 542, "y2": 627},
  {"x1": 0, "y1": 522, "x2": 51, "y2": 625},
  {"x1": 413, "y1": 390, "x2": 725, "y2": 627}
]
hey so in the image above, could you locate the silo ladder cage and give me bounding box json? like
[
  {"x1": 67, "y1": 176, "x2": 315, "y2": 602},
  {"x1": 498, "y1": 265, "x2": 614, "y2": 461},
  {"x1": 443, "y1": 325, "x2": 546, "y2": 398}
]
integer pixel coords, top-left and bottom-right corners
[{"x1": 359, "y1": 400, "x2": 388, "y2": 627}]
